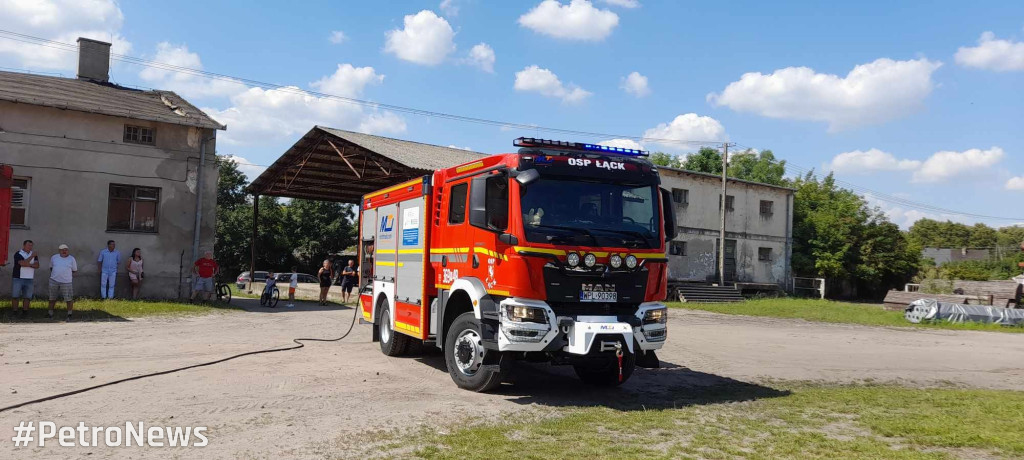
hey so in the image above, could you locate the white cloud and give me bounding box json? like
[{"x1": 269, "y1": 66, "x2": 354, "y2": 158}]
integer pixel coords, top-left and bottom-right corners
[
  {"x1": 384, "y1": 10, "x2": 455, "y2": 65},
  {"x1": 955, "y1": 31, "x2": 1024, "y2": 72},
  {"x1": 620, "y1": 71, "x2": 650, "y2": 97},
  {"x1": 465, "y1": 43, "x2": 495, "y2": 73},
  {"x1": 202, "y1": 64, "x2": 404, "y2": 146},
  {"x1": 912, "y1": 147, "x2": 1004, "y2": 183},
  {"x1": 598, "y1": 138, "x2": 644, "y2": 150},
  {"x1": 601, "y1": 0, "x2": 640, "y2": 7},
  {"x1": 221, "y1": 154, "x2": 266, "y2": 181},
  {"x1": 861, "y1": 193, "x2": 969, "y2": 229},
  {"x1": 514, "y1": 65, "x2": 591, "y2": 104},
  {"x1": 828, "y1": 149, "x2": 921, "y2": 174},
  {"x1": 138, "y1": 42, "x2": 247, "y2": 99},
  {"x1": 707, "y1": 58, "x2": 942, "y2": 131},
  {"x1": 440, "y1": 0, "x2": 459, "y2": 17},
  {"x1": 0, "y1": 0, "x2": 131, "y2": 70},
  {"x1": 642, "y1": 113, "x2": 727, "y2": 150},
  {"x1": 1006, "y1": 176, "x2": 1024, "y2": 191},
  {"x1": 518, "y1": 0, "x2": 619, "y2": 41},
  {"x1": 328, "y1": 30, "x2": 347, "y2": 44}
]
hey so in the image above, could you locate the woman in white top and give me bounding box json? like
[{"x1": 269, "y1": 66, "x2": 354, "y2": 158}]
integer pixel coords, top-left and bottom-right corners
[{"x1": 126, "y1": 248, "x2": 144, "y2": 300}]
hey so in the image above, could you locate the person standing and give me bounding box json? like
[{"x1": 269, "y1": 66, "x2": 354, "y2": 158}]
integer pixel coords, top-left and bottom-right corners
[
  {"x1": 49, "y1": 244, "x2": 78, "y2": 320},
  {"x1": 317, "y1": 259, "x2": 333, "y2": 306},
  {"x1": 340, "y1": 260, "x2": 357, "y2": 304},
  {"x1": 190, "y1": 250, "x2": 219, "y2": 302},
  {"x1": 11, "y1": 240, "x2": 40, "y2": 317},
  {"x1": 97, "y1": 240, "x2": 120, "y2": 299},
  {"x1": 126, "y1": 248, "x2": 144, "y2": 300},
  {"x1": 287, "y1": 267, "x2": 298, "y2": 308}
]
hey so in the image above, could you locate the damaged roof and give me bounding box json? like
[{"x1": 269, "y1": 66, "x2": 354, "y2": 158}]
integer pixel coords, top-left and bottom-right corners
[{"x1": 0, "y1": 70, "x2": 225, "y2": 130}]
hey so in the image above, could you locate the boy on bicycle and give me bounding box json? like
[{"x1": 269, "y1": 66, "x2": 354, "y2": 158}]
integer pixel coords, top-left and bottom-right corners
[{"x1": 263, "y1": 271, "x2": 277, "y2": 301}]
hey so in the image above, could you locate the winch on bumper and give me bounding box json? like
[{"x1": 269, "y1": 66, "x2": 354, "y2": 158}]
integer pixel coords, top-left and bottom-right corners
[{"x1": 495, "y1": 297, "x2": 667, "y2": 358}]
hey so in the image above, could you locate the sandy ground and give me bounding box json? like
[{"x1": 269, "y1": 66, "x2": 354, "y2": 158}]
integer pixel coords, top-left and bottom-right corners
[{"x1": 1, "y1": 300, "x2": 1022, "y2": 459}]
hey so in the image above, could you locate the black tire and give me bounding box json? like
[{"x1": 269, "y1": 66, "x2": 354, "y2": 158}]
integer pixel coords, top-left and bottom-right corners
[
  {"x1": 573, "y1": 350, "x2": 636, "y2": 387},
  {"x1": 378, "y1": 300, "x2": 408, "y2": 356},
  {"x1": 260, "y1": 291, "x2": 269, "y2": 307},
  {"x1": 444, "y1": 312, "x2": 507, "y2": 392},
  {"x1": 217, "y1": 284, "x2": 232, "y2": 304},
  {"x1": 269, "y1": 287, "x2": 280, "y2": 308}
]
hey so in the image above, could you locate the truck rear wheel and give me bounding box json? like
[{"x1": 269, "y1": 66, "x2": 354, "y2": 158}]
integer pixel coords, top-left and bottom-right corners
[
  {"x1": 444, "y1": 312, "x2": 507, "y2": 392},
  {"x1": 378, "y1": 301, "x2": 408, "y2": 356},
  {"x1": 574, "y1": 352, "x2": 635, "y2": 386}
]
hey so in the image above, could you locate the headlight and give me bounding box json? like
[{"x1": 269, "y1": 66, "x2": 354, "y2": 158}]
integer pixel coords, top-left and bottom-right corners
[
  {"x1": 583, "y1": 253, "x2": 597, "y2": 268},
  {"x1": 643, "y1": 308, "x2": 667, "y2": 325},
  {"x1": 566, "y1": 252, "x2": 580, "y2": 267},
  {"x1": 625, "y1": 255, "x2": 638, "y2": 269},
  {"x1": 504, "y1": 304, "x2": 547, "y2": 323},
  {"x1": 609, "y1": 254, "x2": 622, "y2": 268}
]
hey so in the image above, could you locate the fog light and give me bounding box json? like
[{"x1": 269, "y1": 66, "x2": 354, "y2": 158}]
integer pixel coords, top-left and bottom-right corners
[
  {"x1": 583, "y1": 253, "x2": 597, "y2": 268},
  {"x1": 625, "y1": 255, "x2": 638, "y2": 269},
  {"x1": 566, "y1": 252, "x2": 580, "y2": 267},
  {"x1": 609, "y1": 254, "x2": 622, "y2": 268}
]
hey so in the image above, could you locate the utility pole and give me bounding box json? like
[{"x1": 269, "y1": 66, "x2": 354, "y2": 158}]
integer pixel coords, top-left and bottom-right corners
[{"x1": 718, "y1": 142, "x2": 733, "y2": 286}]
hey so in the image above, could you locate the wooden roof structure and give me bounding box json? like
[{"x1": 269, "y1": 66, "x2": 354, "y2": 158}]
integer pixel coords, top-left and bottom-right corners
[{"x1": 247, "y1": 126, "x2": 485, "y2": 203}]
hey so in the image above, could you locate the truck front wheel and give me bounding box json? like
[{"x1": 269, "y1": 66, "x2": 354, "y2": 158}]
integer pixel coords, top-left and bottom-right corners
[
  {"x1": 444, "y1": 312, "x2": 507, "y2": 392},
  {"x1": 574, "y1": 352, "x2": 636, "y2": 386}
]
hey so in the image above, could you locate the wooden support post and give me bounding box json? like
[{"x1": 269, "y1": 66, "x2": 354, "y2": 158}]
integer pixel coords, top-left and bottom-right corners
[{"x1": 249, "y1": 193, "x2": 259, "y2": 294}]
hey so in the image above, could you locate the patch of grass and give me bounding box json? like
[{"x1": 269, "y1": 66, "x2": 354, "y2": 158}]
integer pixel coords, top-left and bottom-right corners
[
  {"x1": 0, "y1": 297, "x2": 239, "y2": 322},
  {"x1": 402, "y1": 385, "x2": 1024, "y2": 459},
  {"x1": 668, "y1": 298, "x2": 1024, "y2": 333}
]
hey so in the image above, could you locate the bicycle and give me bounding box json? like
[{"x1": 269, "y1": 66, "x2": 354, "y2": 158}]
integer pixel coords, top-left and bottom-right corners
[
  {"x1": 260, "y1": 285, "x2": 280, "y2": 308},
  {"x1": 215, "y1": 279, "x2": 232, "y2": 304}
]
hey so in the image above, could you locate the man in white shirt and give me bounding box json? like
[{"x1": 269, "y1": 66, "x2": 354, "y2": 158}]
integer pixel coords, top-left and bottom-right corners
[
  {"x1": 287, "y1": 267, "x2": 298, "y2": 308},
  {"x1": 10, "y1": 240, "x2": 40, "y2": 317},
  {"x1": 49, "y1": 244, "x2": 78, "y2": 320}
]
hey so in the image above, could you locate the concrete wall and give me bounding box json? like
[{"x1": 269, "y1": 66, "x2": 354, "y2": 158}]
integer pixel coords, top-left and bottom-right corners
[
  {"x1": 660, "y1": 168, "x2": 794, "y2": 287},
  {"x1": 1, "y1": 101, "x2": 218, "y2": 299}
]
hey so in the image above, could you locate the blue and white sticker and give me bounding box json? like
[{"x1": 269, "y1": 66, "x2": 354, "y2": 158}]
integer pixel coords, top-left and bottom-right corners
[{"x1": 402, "y1": 207, "x2": 419, "y2": 246}]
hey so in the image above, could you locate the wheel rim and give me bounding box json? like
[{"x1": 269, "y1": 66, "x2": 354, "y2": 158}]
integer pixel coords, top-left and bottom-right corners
[
  {"x1": 453, "y1": 328, "x2": 484, "y2": 376},
  {"x1": 380, "y1": 312, "x2": 391, "y2": 344}
]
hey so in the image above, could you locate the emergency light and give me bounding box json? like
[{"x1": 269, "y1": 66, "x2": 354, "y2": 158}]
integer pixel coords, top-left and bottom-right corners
[{"x1": 514, "y1": 137, "x2": 648, "y2": 157}]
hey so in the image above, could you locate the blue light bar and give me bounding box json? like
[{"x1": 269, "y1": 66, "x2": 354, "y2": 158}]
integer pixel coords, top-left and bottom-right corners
[{"x1": 513, "y1": 137, "x2": 648, "y2": 157}]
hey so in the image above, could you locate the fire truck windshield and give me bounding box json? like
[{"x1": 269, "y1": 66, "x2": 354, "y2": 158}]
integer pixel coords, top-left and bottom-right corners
[{"x1": 520, "y1": 178, "x2": 659, "y2": 249}]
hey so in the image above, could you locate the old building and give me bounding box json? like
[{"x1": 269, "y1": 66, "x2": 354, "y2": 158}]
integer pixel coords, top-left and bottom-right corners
[
  {"x1": 660, "y1": 167, "x2": 794, "y2": 290},
  {"x1": 1, "y1": 38, "x2": 224, "y2": 299}
]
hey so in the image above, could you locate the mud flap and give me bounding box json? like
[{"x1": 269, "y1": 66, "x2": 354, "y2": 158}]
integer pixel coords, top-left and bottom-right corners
[{"x1": 635, "y1": 350, "x2": 660, "y2": 369}]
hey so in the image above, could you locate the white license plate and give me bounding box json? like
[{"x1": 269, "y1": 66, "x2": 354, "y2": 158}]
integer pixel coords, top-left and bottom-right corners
[{"x1": 579, "y1": 291, "x2": 617, "y2": 302}]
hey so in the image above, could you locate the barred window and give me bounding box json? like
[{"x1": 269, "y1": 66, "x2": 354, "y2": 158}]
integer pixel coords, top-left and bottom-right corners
[
  {"x1": 10, "y1": 177, "x2": 29, "y2": 227},
  {"x1": 758, "y1": 247, "x2": 771, "y2": 261},
  {"x1": 670, "y1": 241, "x2": 687, "y2": 256},
  {"x1": 760, "y1": 200, "x2": 774, "y2": 217},
  {"x1": 671, "y1": 188, "x2": 688, "y2": 205},
  {"x1": 124, "y1": 125, "x2": 155, "y2": 145},
  {"x1": 718, "y1": 194, "x2": 734, "y2": 212},
  {"x1": 107, "y1": 184, "x2": 160, "y2": 232}
]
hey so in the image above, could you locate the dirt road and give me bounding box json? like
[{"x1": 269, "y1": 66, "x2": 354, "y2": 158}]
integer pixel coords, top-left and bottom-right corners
[{"x1": 2, "y1": 301, "x2": 1022, "y2": 459}]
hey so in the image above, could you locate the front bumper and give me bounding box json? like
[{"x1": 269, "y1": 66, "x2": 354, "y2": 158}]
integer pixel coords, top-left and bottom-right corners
[{"x1": 496, "y1": 298, "x2": 667, "y2": 354}]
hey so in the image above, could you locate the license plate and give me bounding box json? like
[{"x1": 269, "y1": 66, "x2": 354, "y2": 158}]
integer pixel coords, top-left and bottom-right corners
[{"x1": 580, "y1": 291, "x2": 617, "y2": 302}]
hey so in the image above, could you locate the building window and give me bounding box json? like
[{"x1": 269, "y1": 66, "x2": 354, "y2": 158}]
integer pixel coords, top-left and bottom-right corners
[
  {"x1": 758, "y1": 247, "x2": 771, "y2": 261},
  {"x1": 123, "y1": 125, "x2": 155, "y2": 145},
  {"x1": 448, "y1": 182, "x2": 468, "y2": 224},
  {"x1": 107, "y1": 184, "x2": 160, "y2": 232},
  {"x1": 10, "y1": 177, "x2": 29, "y2": 227},
  {"x1": 670, "y1": 241, "x2": 687, "y2": 256},
  {"x1": 718, "y1": 194, "x2": 734, "y2": 212},
  {"x1": 760, "y1": 200, "x2": 774, "y2": 217},
  {"x1": 671, "y1": 188, "x2": 688, "y2": 205}
]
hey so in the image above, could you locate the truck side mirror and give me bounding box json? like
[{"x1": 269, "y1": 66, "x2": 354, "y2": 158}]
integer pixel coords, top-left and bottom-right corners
[
  {"x1": 515, "y1": 168, "x2": 540, "y2": 186},
  {"x1": 660, "y1": 188, "x2": 678, "y2": 242}
]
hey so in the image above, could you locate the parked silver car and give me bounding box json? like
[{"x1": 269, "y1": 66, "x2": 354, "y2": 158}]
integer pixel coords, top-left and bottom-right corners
[{"x1": 236, "y1": 271, "x2": 269, "y2": 289}]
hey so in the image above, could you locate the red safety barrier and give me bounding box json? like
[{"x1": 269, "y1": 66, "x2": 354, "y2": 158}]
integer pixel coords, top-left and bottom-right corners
[{"x1": 0, "y1": 165, "x2": 12, "y2": 266}]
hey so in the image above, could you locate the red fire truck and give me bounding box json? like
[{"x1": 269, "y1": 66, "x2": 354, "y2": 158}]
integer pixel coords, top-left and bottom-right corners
[{"x1": 358, "y1": 138, "x2": 677, "y2": 391}]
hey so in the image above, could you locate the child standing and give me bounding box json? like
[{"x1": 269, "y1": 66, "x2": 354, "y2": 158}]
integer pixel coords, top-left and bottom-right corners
[{"x1": 287, "y1": 267, "x2": 298, "y2": 308}]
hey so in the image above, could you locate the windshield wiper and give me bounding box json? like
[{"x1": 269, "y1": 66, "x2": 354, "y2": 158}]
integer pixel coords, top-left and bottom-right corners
[{"x1": 528, "y1": 224, "x2": 599, "y2": 245}]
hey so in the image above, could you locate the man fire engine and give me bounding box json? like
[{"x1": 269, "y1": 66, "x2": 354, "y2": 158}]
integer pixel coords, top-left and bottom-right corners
[{"x1": 358, "y1": 138, "x2": 676, "y2": 391}]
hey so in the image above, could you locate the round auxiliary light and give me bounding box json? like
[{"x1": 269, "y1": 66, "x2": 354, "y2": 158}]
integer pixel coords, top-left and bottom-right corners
[
  {"x1": 566, "y1": 252, "x2": 580, "y2": 267},
  {"x1": 609, "y1": 254, "x2": 623, "y2": 268},
  {"x1": 583, "y1": 253, "x2": 597, "y2": 268},
  {"x1": 625, "y1": 255, "x2": 638, "y2": 269}
]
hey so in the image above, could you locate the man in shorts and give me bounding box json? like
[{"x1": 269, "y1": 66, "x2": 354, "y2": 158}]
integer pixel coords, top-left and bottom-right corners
[
  {"x1": 190, "y1": 251, "x2": 219, "y2": 302},
  {"x1": 340, "y1": 260, "x2": 357, "y2": 304},
  {"x1": 48, "y1": 244, "x2": 78, "y2": 320},
  {"x1": 287, "y1": 267, "x2": 298, "y2": 308},
  {"x1": 11, "y1": 240, "x2": 40, "y2": 317}
]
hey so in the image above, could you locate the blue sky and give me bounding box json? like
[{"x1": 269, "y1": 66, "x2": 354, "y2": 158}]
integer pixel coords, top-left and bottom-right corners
[{"x1": 1, "y1": 0, "x2": 1022, "y2": 228}]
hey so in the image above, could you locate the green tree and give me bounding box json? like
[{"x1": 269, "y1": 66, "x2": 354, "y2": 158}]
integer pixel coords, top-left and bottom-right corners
[
  {"x1": 649, "y1": 151, "x2": 681, "y2": 169},
  {"x1": 727, "y1": 149, "x2": 788, "y2": 186},
  {"x1": 216, "y1": 157, "x2": 249, "y2": 210},
  {"x1": 791, "y1": 172, "x2": 919, "y2": 298},
  {"x1": 284, "y1": 199, "x2": 357, "y2": 272},
  {"x1": 968, "y1": 223, "x2": 998, "y2": 248},
  {"x1": 681, "y1": 147, "x2": 723, "y2": 174}
]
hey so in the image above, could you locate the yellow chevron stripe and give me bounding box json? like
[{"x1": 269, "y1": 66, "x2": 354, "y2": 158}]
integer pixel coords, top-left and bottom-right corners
[
  {"x1": 430, "y1": 247, "x2": 470, "y2": 254},
  {"x1": 363, "y1": 178, "x2": 422, "y2": 200},
  {"x1": 486, "y1": 289, "x2": 511, "y2": 296},
  {"x1": 455, "y1": 160, "x2": 484, "y2": 173},
  {"x1": 394, "y1": 321, "x2": 421, "y2": 335},
  {"x1": 513, "y1": 246, "x2": 566, "y2": 255},
  {"x1": 473, "y1": 247, "x2": 508, "y2": 261}
]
